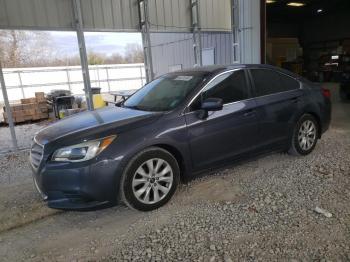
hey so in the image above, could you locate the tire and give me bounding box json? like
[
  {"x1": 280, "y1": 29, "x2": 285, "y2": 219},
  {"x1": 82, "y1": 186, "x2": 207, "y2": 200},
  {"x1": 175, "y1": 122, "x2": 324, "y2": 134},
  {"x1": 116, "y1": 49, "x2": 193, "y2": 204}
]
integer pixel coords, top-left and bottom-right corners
[
  {"x1": 120, "y1": 147, "x2": 180, "y2": 211},
  {"x1": 288, "y1": 114, "x2": 319, "y2": 156}
]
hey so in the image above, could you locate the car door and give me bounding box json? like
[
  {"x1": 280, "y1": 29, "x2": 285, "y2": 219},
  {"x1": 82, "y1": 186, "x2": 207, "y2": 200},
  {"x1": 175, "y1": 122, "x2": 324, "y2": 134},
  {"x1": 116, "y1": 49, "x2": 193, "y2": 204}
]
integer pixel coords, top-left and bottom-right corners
[
  {"x1": 248, "y1": 68, "x2": 303, "y2": 147},
  {"x1": 184, "y1": 69, "x2": 260, "y2": 170}
]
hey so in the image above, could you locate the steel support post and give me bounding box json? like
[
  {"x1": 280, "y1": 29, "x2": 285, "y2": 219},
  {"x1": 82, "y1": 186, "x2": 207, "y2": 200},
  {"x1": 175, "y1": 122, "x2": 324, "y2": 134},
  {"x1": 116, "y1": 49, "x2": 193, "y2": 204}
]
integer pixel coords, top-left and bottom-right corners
[
  {"x1": 0, "y1": 61, "x2": 18, "y2": 150},
  {"x1": 191, "y1": 0, "x2": 202, "y2": 67},
  {"x1": 72, "y1": 0, "x2": 94, "y2": 110},
  {"x1": 139, "y1": 0, "x2": 154, "y2": 82},
  {"x1": 231, "y1": 0, "x2": 240, "y2": 63}
]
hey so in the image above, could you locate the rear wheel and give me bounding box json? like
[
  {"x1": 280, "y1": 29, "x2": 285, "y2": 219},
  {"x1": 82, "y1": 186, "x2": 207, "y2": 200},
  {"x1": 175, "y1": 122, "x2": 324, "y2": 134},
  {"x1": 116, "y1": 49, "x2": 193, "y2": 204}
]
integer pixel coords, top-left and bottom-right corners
[
  {"x1": 288, "y1": 114, "x2": 319, "y2": 156},
  {"x1": 120, "y1": 147, "x2": 180, "y2": 211}
]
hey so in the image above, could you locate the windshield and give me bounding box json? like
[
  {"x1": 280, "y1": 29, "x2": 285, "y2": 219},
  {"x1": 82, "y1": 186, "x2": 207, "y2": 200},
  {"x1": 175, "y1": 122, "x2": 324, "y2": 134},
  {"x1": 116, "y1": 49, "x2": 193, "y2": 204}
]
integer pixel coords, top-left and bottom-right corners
[{"x1": 123, "y1": 73, "x2": 205, "y2": 112}]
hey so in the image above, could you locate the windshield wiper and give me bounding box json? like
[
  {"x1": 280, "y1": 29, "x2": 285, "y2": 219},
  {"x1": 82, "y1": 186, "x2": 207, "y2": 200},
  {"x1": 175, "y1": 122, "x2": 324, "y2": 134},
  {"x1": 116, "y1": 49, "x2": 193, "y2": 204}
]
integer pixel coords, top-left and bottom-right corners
[{"x1": 123, "y1": 105, "x2": 144, "y2": 111}]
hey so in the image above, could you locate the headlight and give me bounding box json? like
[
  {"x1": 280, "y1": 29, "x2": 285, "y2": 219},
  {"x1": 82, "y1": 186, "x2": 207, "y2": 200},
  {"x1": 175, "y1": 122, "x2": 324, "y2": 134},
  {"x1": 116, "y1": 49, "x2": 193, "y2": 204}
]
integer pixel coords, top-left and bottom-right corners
[{"x1": 52, "y1": 135, "x2": 116, "y2": 162}]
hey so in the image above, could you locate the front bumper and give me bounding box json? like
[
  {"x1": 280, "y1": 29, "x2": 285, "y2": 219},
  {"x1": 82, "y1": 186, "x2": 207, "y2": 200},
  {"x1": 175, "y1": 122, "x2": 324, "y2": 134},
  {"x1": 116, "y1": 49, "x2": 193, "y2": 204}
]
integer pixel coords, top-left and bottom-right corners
[{"x1": 31, "y1": 158, "x2": 123, "y2": 211}]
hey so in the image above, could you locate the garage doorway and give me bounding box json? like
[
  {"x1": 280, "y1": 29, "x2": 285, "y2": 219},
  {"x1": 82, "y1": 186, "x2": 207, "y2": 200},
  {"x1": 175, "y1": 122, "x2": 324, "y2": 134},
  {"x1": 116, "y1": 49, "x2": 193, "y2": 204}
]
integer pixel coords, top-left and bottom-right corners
[{"x1": 265, "y1": 0, "x2": 350, "y2": 82}]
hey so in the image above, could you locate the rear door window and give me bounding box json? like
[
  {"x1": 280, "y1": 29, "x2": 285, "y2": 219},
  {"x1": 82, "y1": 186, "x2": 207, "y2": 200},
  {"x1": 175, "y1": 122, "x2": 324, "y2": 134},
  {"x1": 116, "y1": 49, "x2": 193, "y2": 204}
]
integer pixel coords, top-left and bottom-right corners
[
  {"x1": 251, "y1": 69, "x2": 299, "y2": 97},
  {"x1": 279, "y1": 73, "x2": 300, "y2": 91}
]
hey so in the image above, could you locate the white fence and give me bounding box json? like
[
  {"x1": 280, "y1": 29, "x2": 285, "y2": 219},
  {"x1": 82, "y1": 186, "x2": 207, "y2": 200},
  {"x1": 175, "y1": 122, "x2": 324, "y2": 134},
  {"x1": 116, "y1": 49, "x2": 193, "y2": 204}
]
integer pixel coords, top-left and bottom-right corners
[{"x1": 1, "y1": 63, "x2": 146, "y2": 102}]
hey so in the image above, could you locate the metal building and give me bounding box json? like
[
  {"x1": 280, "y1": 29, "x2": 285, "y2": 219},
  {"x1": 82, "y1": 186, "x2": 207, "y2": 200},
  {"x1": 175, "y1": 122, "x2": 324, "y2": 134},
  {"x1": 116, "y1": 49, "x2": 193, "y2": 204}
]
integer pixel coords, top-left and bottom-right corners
[
  {"x1": 150, "y1": 0, "x2": 262, "y2": 76},
  {"x1": 150, "y1": 32, "x2": 233, "y2": 77},
  {"x1": 0, "y1": 0, "x2": 263, "y2": 151}
]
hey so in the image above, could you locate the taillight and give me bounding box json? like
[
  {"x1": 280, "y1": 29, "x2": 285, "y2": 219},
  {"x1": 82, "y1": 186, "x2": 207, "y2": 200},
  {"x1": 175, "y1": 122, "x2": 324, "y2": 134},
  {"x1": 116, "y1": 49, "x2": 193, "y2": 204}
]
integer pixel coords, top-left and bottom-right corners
[{"x1": 322, "y1": 88, "x2": 331, "y2": 98}]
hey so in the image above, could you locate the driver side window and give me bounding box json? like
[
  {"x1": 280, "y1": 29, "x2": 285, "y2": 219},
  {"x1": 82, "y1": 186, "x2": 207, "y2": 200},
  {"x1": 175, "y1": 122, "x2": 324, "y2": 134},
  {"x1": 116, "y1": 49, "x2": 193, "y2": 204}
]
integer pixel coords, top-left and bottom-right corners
[{"x1": 190, "y1": 70, "x2": 249, "y2": 111}]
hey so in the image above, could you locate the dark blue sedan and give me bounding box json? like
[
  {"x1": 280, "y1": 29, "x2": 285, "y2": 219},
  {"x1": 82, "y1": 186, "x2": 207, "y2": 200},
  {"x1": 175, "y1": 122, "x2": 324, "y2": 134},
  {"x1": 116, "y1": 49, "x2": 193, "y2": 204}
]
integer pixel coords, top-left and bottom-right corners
[{"x1": 31, "y1": 65, "x2": 331, "y2": 211}]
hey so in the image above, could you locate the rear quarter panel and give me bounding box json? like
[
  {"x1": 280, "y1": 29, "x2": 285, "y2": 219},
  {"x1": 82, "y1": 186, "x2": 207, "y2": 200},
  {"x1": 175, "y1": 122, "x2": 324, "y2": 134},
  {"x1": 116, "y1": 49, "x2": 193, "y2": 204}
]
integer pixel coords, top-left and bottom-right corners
[{"x1": 296, "y1": 81, "x2": 331, "y2": 135}]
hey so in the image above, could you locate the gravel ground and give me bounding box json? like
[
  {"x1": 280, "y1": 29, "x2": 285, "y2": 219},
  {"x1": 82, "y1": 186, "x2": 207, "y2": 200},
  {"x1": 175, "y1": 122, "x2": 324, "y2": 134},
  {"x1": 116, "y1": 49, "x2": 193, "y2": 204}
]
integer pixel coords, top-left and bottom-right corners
[
  {"x1": 0, "y1": 83, "x2": 349, "y2": 261},
  {"x1": 109, "y1": 127, "x2": 350, "y2": 261},
  {"x1": 0, "y1": 123, "x2": 46, "y2": 153}
]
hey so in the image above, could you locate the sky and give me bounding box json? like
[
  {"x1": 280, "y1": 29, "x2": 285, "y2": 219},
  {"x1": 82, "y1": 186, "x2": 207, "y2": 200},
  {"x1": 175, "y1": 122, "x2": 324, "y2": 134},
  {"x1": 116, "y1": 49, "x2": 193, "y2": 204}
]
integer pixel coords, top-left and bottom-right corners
[{"x1": 50, "y1": 31, "x2": 142, "y2": 57}]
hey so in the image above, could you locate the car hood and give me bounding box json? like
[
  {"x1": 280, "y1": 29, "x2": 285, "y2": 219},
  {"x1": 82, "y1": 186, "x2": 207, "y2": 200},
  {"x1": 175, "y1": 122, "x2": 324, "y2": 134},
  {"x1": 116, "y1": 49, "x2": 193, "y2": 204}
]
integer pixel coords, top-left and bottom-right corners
[{"x1": 35, "y1": 106, "x2": 161, "y2": 145}]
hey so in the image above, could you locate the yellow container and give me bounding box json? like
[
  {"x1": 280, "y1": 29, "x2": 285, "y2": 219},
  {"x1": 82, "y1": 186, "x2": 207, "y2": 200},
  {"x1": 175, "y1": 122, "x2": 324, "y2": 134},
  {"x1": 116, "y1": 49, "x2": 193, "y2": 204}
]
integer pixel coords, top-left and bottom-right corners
[
  {"x1": 93, "y1": 94, "x2": 105, "y2": 109},
  {"x1": 59, "y1": 110, "x2": 65, "y2": 119}
]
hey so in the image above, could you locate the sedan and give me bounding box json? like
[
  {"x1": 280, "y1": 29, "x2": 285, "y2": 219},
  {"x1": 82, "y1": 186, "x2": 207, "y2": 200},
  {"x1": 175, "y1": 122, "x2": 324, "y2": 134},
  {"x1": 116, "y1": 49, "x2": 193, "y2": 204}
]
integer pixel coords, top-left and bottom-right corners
[{"x1": 31, "y1": 64, "x2": 331, "y2": 211}]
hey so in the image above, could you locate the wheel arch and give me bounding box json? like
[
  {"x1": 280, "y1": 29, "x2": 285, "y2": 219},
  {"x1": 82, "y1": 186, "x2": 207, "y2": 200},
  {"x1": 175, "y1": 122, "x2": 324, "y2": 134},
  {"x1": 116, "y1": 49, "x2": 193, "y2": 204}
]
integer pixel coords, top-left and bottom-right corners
[
  {"x1": 303, "y1": 112, "x2": 322, "y2": 138},
  {"x1": 293, "y1": 107, "x2": 322, "y2": 139},
  {"x1": 151, "y1": 143, "x2": 188, "y2": 182}
]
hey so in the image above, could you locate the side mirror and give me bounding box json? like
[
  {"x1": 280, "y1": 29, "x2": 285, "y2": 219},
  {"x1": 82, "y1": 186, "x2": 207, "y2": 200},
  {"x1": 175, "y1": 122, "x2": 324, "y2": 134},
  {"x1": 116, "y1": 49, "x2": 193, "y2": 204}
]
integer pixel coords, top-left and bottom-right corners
[
  {"x1": 201, "y1": 98, "x2": 223, "y2": 111},
  {"x1": 197, "y1": 98, "x2": 223, "y2": 119}
]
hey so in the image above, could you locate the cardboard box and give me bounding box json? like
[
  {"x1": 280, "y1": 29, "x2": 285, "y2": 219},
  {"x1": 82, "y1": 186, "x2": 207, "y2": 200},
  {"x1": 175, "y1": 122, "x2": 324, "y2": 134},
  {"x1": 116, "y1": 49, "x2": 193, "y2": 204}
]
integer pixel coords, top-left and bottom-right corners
[
  {"x1": 3, "y1": 104, "x2": 22, "y2": 112},
  {"x1": 21, "y1": 98, "x2": 37, "y2": 104},
  {"x1": 23, "y1": 109, "x2": 36, "y2": 116},
  {"x1": 3, "y1": 95, "x2": 49, "y2": 124},
  {"x1": 39, "y1": 113, "x2": 49, "y2": 119},
  {"x1": 21, "y1": 98, "x2": 31, "y2": 104},
  {"x1": 24, "y1": 115, "x2": 32, "y2": 121},
  {"x1": 32, "y1": 114, "x2": 41, "y2": 120},
  {"x1": 38, "y1": 101, "x2": 48, "y2": 108},
  {"x1": 22, "y1": 103, "x2": 36, "y2": 110},
  {"x1": 35, "y1": 92, "x2": 46, "y2": 102},
  {"x1": 14, "y1": 116, "x2": 25, "y2": 123}
]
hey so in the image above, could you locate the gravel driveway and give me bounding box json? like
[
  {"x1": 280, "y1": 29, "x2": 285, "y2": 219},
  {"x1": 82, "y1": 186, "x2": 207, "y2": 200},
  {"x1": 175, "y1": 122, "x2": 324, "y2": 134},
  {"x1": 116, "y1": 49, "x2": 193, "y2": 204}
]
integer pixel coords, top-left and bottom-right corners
[{"x1": 0, "y1": 84, "x2": 349, "y2": 261}]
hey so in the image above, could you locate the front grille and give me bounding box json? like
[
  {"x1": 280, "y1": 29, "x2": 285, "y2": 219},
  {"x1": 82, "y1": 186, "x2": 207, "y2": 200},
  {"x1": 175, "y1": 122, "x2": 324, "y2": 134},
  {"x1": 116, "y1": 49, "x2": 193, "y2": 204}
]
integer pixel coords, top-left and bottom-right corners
[{"x1": 30, "y1": 141, "x2": 44, "y2": 169}]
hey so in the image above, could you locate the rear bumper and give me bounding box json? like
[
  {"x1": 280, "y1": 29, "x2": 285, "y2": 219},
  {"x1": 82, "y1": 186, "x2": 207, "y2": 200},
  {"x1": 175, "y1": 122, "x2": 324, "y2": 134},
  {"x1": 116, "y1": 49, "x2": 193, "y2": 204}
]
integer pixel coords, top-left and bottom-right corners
[
  {"x1": 321, "y1": 99, "x2": 332, "y2": 135},
  {"x1": 31, "y1": 158, "x2": 124, "y2": 211}
]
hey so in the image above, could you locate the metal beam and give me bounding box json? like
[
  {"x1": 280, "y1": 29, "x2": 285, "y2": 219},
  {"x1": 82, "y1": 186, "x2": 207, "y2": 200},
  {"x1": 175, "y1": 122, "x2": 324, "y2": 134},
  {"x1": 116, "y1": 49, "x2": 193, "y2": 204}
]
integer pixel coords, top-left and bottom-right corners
[
  {"x1": 139, "y1": 0, "x2": 154, "y2": 83},
  {"x1": 231, "y1": 0, "x2": 240, "y2": 63},
  {"x1": 237, "y1": 0, "x2": 261, "y2": 64},
  {"x1": 191, "y1": 0, "x2": 202, "y2": 67},
  {"x1": 0, "y1": 61, "x2": 18, "y2": 150},
  {"x1": 72, "y1": 0, "x2": 94, "y2": 110}
]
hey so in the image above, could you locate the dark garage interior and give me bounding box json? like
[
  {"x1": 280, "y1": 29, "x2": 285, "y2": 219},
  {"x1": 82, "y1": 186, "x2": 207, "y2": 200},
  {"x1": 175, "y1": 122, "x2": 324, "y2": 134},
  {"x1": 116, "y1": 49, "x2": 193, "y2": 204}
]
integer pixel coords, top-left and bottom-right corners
[{"x1": 266, "y1": 0, "x2": 350, "y2": 83}]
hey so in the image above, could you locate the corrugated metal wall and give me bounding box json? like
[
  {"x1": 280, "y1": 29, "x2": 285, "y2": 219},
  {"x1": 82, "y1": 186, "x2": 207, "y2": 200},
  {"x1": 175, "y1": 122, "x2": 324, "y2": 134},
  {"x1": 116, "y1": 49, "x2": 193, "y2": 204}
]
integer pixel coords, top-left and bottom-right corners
[
  {"x1": 0, "y1": 0, "x2": 74, "y2": 30},
  {"x1": 199, "y1": 0, "x2": 231, "y2": 31},
  {"x1": 0, "y1": 0, "x2": 140, "y2": 31},
  {"x1": 148, "y1": 0, "x2": 232, "y2": 32},
  {"x1": 0, "y1": 0, "x2": 232, "y2": 32},
  {"x1": 150, "y1": 0, "x2": 261, "y2": 77},
  {"x1": 150, "y1": 32, "x2": 232, "y2": 77},
  {"x1": 148, "y1": 0, "x2": 192, "y2": 31},
  {"x1": 80, "y1": 0, "x2": 139, "y2": 31}
]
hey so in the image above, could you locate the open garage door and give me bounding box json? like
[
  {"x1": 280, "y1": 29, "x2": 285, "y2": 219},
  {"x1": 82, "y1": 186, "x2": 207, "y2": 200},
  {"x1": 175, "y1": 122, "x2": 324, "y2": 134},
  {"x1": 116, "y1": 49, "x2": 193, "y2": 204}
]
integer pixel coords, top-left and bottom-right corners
[{"x1": 266, "y1": 0, "x2": 350, "y2": 83}]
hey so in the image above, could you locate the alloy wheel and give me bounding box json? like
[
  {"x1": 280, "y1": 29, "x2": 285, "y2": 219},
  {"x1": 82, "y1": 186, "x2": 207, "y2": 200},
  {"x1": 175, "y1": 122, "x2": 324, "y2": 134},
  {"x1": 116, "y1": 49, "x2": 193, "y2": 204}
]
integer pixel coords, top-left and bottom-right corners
[
  {"x1": 132, "y1": 158, "x2": 174, "y2": 204},
  {"x1": 298, "y1": 120, "x2": 317, "y2": 151}
]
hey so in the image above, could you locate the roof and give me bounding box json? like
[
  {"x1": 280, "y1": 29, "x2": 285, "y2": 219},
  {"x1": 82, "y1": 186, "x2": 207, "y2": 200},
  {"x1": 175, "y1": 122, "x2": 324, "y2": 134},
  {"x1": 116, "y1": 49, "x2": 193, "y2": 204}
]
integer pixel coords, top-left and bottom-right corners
[{"x1": 168, "y1": 64, "x2": 300, "y2": 78}]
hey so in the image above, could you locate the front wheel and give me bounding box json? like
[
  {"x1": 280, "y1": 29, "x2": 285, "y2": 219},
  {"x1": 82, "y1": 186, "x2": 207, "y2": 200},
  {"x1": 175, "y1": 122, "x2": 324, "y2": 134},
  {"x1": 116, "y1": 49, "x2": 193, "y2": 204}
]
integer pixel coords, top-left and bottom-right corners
[
  {"x1": 120, "y1": 147, "x2": 180, "y2": 211},
  {"x1": 288, "y1": 114, "x2": 319, "y2": 156}
]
